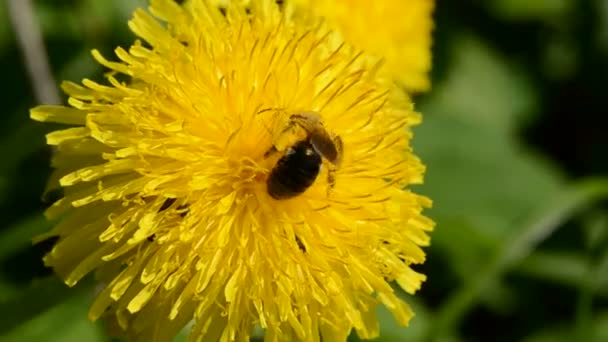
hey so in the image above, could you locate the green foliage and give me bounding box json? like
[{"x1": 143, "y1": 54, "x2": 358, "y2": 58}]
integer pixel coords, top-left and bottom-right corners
[
  {"x1": 0, "y1": 279, "x2": 104, "y2": 342},
  {"x1": 1, "y1": 0, "x2": 607, "y2": 341},
  {"x1": 488, "y1": 0, "x2": 576, "y2": 21}
]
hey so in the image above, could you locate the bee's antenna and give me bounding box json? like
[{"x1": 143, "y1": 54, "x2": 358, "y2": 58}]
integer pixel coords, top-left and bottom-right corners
[{"x1": 257, "y1": 107, "x2": 285, "y2": 115}]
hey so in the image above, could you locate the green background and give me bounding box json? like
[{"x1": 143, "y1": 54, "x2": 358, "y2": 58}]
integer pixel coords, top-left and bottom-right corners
[{"x1": 1, "y1": 0, "x2": 607, "y2": 341}]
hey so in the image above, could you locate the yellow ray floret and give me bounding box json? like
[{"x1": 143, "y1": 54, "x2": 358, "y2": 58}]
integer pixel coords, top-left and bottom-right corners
[
  {"x1": 30, "y1": 0, "x2": 433, "y2": 341},
  {"x1": 288, "y1": 0, "x2": 435, "y2": 92}
]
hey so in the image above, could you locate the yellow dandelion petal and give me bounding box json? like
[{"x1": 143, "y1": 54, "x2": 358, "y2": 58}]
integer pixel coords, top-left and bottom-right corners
[
  {"x1": 31, "y1": 0, "x2": 433, "y2": 341},
  {"x1": 288, "y1": 0, "x2": 435, "y2": 92}
]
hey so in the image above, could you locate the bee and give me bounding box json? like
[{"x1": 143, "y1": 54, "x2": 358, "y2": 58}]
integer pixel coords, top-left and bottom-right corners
[{"x1": 265, "y1": 112, "x2": 343, "y2": 200}]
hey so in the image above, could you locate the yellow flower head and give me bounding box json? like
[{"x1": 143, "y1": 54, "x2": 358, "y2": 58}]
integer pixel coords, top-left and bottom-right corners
[
  {"x1": 30, "y1": 0, "x2": 433, "y2": 340},
  {"x1": 288, "y1": 0, "x2": 435, "y2": 92}
]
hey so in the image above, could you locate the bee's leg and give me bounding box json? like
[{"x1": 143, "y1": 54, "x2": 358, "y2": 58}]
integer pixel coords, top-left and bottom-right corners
[
  {"x1": 277, "y1": 120, "x2": 297, "y2": 139},
  {"x1": 264, "y1": 145, "x2": 278, "y2": 158},
  {"x1": 328, "y1": 168, "x2": 336, "y2": 188},
  {"x1": 325, "y1": 135, "x2": 342, "y2": 197},
  {"x1": 332, "y1": 135, "x2": 343, "y2": 167},
  {"x1": 326, "y1": 165, "x2": 337, "y2": 197}
]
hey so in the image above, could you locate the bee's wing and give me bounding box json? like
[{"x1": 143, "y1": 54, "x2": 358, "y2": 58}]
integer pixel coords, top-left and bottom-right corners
[{"x1": 310, "y1": 131, "x2": 338, "y2": 164}]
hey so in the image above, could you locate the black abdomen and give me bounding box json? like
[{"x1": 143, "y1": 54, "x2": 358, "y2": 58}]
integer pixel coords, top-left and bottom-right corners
[{"x1": 267, "y1": 140, "x2": 322, "y2": 199}]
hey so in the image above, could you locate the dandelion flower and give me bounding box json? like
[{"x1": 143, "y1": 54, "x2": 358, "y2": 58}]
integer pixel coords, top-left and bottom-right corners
[
  {"x1": 30, "y1": 0, "x2": 433, "y2": 340},
  {"x1": 287, "y1": 0, "x2": 435, "y2": 92}
]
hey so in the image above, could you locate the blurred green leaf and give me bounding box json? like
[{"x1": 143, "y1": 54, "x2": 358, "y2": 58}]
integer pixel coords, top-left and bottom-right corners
[
  {"x1": 108, "y1": 0, "x2": 150, "y2": 22},
  {"x1": 36, "y1": 0, "x2": 144, "y2": 40},
  {"x1": 416, "y1": 34, "x2": 563, "y2": 247},
  {"x1": 542, "y1": 35, "x2": 579, "y2": 81},
  {"x1": 415, "y1": 114, "x2": 563, "y2": 238},
  {"x1": 599, "y1": 0, "x2": 608, "y2": 53},
  {"x1": 373, "y1": 299, "x2": 429, "y2": 342},
  {"x1": 515, "y1": 249, "x2": 608, "y2": 298},
  {"x1": 175, "y1": 321, "x2": 194, "y2": 342},
  {"x1": 477, "y1": 278, "x2": 518, "y2": 315},
  {"x1": 35, "y1": 4, "x2": 83, "y2": 40},
  {"x1": 57, "y1": 49, "x2": 102, "y2": 84},
  {"x1": 0, "y1": 177, "x2": 6, "y2": 204},
  {"x1": 0, "y1": 215, "x2": 50, "y2": 263},
  {"x1": 581, "y1": 211, "x2": 608, "y2": 252},
  {"x1": 0, "y1": 213, "x2": 51, "y2": 303},
  {"x1": 415, "y1": 112, "x2": 564, "y2": 284},
  {"x1": 0, "y1": 278, "x2": 104, "y2": 342},
  {"x1": 592, "y1": 311, "x2": 608, "y2": 342},
  {"x1": 420, "y1": 34, "x2": 537, "y2": 134},
  {"x1": 0, "y1": 2, "x2": 12, "y2": 51},
  {"x1": 574, "y1": 227, "x2": 608, "y2": 341},
  {"x1": 349, "y1": 298, "x2": 443, "y2": 342},
  {"x1": 415, "y1": 33, "x2": 568, "y2": 335},
  {"x1": 522, "y1": 323, "x2": 569, "y2": 342},
  {"x1": 489, "y1": 0, "x2": 576, "y2": 21},
  {"x1": 523, "y1": 311, "x2": 608, "y2": 342},
  {"x1": 0, "y1": 121, "x2": 49, "y2": 176},
  {"x1": 515, "y1": 251, "x2": 587, "y2": 287},
  {"x1": 426, "y1": 179, "x2": 608, "y2": 341}
]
